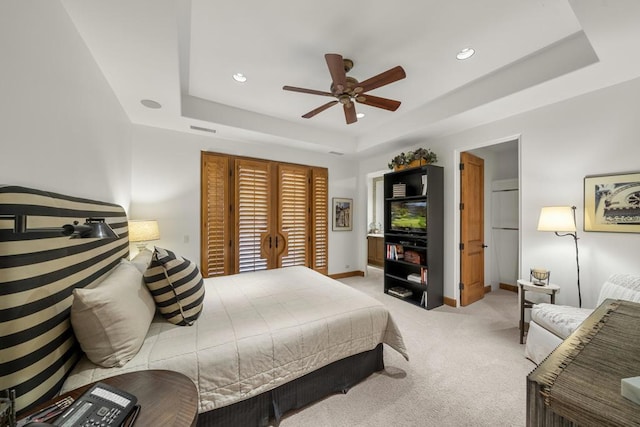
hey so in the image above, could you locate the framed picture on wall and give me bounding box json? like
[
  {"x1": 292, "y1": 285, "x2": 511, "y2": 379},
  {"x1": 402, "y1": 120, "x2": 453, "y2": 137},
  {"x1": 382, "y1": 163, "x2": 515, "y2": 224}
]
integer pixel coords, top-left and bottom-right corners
[
  {"x1": 584, "y1": 171, "x2": 640, "y2": 233},
  {"x1": 332, "y1": 198, "x2": 353, "y2": 231}
]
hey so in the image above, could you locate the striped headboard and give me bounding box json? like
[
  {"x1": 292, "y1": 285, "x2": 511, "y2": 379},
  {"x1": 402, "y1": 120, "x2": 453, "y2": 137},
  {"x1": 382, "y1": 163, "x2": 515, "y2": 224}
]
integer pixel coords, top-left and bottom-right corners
[{"x1": 0, "y1": 186, "x2": 129, "y2": 413}]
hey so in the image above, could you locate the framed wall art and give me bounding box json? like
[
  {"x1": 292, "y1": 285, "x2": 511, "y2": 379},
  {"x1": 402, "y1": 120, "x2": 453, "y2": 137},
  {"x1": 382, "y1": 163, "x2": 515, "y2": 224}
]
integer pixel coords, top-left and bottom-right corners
[
  {"x1": 332, "y1": 198, "x2": 353, "y2": 231},
  {"x1": 584, "y1": 171, "x2": 640, "y2": 233}
]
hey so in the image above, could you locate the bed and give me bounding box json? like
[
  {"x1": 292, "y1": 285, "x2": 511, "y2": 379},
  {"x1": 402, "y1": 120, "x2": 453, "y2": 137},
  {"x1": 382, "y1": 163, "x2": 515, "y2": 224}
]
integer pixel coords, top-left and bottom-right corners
[{"x1": 0, "y1": 186, "x2": 407, "y2": 426}]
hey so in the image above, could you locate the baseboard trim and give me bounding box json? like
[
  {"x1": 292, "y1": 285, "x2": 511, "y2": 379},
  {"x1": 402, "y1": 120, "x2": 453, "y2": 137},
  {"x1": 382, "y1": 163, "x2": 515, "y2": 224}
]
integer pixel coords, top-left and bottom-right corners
[
  {"x1": 443, "y1": 296, "x2": 457, "y2": 307},
  {"x1": 329, "y1": 270, "x2": 365, "y2": 279},
  {"x1": 500, "y1": 282, "x2": 518, "y2": 293},
  {"x1": 484, "y1": 285, "x2": 492, "y2": 294}
]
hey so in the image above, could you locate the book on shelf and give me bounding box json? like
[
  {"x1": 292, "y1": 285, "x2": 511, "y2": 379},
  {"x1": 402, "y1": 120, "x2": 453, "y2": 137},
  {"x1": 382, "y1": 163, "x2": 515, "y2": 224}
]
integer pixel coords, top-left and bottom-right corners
[
  {"x1": 407, "y1": 268, "x2": 428, "y2": 285},
  {"x1": 392, "y1": 183, "x2": 406, "y2": 198},
  {"x1": 420, "y1": 291, "x2": 427, "y2": 307},
  {"x1": 407, "y1": 273, "x2": 422, "y2": 284},
  {"x1": 421, "y1": 174, "x2": 427, "y2": 195},
  {"x1": 388, "y1": 286, "x2": 412, "y2": 298},
  {"x1": 386, "y1": 243, "x2": 404, "y2": 260}
]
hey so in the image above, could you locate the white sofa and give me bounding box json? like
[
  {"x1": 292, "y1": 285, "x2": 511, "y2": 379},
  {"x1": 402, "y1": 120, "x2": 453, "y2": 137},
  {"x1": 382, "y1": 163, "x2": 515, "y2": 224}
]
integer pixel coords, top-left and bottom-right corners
[{"x1": 525, "y1": 273, "x2": 640, "y2": 364}]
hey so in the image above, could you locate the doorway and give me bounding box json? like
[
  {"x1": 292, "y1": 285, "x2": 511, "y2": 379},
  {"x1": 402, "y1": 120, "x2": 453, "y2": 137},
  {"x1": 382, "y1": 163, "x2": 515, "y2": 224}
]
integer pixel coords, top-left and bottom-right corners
[
  {"x1": 366, "y1": 171, "x2": 386, "y2": 273},
  {"x1": 459, "y1": 139, "x2": 520, "y2": 306}
]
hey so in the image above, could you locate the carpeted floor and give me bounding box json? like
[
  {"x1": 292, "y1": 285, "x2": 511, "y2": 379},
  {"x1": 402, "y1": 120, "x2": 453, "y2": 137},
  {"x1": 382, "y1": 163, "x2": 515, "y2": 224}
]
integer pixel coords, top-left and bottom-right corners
[{"x1": 279, "y1": 267, "x2": 534, "y2": 426}]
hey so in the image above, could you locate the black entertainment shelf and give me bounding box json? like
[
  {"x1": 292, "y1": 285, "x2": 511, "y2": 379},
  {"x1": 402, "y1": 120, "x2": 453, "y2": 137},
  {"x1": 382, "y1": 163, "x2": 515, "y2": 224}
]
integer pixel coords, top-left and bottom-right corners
[
  {"x1": 385, "y1": 232, "x2": 427, "y2": 240},
  {"x1": 385, "y1": 258, "x2": 427, "y2": 269},
  {"x1": 385, "y1": 273, "x2": 427, "y2": 289},
  {"x1": 384, "y1": 164, "x2": 443, "y2": 310},
  {"x1": 385, "y1": 195, "x2": 427, "y2": 201}
]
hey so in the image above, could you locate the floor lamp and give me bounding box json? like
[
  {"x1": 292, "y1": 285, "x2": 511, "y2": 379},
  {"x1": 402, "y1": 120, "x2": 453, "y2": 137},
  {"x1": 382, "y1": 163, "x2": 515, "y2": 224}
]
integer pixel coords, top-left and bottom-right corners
[{"x1": 537, "y1": 206, "x2": 582, "y2": 308}]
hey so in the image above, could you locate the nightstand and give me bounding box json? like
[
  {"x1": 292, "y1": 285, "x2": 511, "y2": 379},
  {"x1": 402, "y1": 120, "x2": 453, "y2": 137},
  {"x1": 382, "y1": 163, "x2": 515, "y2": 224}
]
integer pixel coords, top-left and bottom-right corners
[
  {"x1": 517, "y1": 279, "x2": 560, "y2": 344},
  {"x1": 19, "y1": 370, "x2": 198, "y2": 426}
]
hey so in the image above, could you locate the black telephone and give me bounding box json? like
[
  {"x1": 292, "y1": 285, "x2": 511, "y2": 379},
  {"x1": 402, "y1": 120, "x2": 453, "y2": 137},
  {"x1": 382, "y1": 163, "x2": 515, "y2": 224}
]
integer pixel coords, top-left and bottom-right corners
[{"x1": 25, "y1": 382, "x2": 139, "y2": 427}]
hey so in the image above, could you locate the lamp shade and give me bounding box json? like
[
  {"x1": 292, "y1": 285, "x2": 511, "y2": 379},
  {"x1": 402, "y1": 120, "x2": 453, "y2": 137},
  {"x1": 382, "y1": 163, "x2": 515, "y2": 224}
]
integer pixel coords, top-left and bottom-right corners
[
  {"x1": 128, "y1": 220, "x2": 160, "y2": 242},
  {"x1": 537, "y1": 206, "x2": 576, "y2": 232}
]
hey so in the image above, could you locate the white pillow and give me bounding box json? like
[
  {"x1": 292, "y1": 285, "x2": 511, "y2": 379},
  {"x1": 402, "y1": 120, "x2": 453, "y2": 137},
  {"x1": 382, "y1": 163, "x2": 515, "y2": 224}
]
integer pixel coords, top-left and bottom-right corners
[
  {"x1": 71, "y1": 260, "x2": 156, "y2": 367},
  {"x1": 130, "y1": 248, "x2": 153, "y2": 273}
]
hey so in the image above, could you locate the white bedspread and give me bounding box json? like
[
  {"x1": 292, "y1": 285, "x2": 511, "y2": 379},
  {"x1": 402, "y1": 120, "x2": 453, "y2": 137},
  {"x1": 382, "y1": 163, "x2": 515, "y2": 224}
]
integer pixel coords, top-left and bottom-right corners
[{"x1": 62, "y1": 266, "x2": 408, "y2": 413}]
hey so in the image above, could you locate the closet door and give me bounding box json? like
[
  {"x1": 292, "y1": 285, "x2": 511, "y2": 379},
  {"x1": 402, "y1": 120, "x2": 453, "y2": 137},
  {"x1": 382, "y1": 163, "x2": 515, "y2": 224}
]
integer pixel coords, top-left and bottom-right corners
[
  {"x1": 278, "y1": 164, "x2": 310, "y2": 268},
  {"x1": 201, "y1": 152, "x2": 328, "y2": 276},
  {"x1": 311, "y1": 168, "x2": 328, "y2": 274},
  {"x1": 200, "y1": 153, "x2": 230, "y2": 277},
  {"x1": 235, "y1": 158, "x2": 273, "y2": 272}
]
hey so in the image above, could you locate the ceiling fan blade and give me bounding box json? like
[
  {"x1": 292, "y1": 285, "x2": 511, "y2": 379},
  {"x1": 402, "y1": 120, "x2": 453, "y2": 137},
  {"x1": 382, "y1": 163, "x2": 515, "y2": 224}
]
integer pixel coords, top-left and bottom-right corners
[
  {"x1": 355, "y1": 94, "x2": 401, "y2": 111},
  {"x1": 344, "y1": 103, "x2": 357, "y2": 124},
  {"x1": 283, "y1": 85, "x2": 334, "y2": 97},
  {"x1": 357, "y1": 65, "x2": 406, "y2": 93},
  {"x1": 302, "y1": 100, "x2": 339, "y2": 119},
  {"x1": 325, "y1": 53, "x2": 347, "y2": 93}
]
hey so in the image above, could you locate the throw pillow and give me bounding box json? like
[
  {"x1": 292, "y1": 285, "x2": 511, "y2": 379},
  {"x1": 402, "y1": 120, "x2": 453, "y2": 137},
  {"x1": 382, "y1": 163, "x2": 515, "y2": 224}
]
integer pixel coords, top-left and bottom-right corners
[
  {"x1": 130, "y1": 248, "x2": 153, "y2": 273},
  {"x1": 71, "y1": 259, "x2": 156, "y2": 367},
  {"x1": 143, "y1": 247, "x2": 205, "y2": 326}
]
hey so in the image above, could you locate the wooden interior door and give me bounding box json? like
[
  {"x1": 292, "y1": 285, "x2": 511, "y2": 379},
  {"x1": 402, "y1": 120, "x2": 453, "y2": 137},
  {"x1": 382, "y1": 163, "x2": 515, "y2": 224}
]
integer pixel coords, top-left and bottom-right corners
[{"x1": 460, "y1": 151, "x2": 485, "y2": 306}]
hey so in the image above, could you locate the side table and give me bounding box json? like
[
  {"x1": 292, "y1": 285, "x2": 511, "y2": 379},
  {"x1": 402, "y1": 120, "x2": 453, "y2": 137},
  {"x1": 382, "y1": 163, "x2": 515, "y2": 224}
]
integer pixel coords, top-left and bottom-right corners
[
  {"x1": 517, "y1": 279, "x2": 560, "y2": 344},
  {"x1": 20, "y1": 370, "x2": 198, "y2": 427}
]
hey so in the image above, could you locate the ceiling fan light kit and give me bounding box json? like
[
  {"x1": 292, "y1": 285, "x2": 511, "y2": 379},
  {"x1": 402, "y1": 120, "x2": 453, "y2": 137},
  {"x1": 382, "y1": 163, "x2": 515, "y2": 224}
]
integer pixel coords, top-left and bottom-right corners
[{"x1": 283, "y1": 53, "x2": 406, "y2": 124}]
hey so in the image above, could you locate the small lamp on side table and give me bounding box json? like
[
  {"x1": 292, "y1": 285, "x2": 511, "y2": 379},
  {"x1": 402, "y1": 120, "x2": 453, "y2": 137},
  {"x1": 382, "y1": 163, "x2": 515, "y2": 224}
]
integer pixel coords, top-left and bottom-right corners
[{"x1": 128, "y1": 220, "x2": 160, "y2": 253}]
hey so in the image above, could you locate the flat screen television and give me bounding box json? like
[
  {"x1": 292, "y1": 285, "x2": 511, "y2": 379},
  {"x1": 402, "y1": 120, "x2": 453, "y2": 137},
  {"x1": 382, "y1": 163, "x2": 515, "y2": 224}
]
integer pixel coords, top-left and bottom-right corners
[{"x1": 390, "y1": 200, "x2": 427, "y2": 233}]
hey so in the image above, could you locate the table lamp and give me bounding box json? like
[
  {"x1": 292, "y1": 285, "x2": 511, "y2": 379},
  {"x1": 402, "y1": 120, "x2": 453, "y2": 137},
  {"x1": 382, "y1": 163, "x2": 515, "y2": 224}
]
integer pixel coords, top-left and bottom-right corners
[
  {"x1": 537, "y1": 206, "x2": 581, "y2": 307},
  {"x1": 128, "y1": 220, "x2": 160, "y2": 252}
]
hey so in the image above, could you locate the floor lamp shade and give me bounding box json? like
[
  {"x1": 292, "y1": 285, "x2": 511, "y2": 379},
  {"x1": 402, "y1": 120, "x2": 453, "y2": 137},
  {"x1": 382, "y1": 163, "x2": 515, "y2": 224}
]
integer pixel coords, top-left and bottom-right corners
[
  {"x1": 537, "y1": 206, "x2": 576, "y2": 232},
  {"x1": 128, "y1": 220, "x2": 160, "y2": 251}
]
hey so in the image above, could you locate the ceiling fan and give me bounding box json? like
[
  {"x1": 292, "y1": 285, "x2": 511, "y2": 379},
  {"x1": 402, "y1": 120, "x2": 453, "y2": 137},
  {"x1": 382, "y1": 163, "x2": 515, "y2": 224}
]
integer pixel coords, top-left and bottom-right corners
[{"x1": 283, "y1": 53, "x2": 406, "y2": 125}]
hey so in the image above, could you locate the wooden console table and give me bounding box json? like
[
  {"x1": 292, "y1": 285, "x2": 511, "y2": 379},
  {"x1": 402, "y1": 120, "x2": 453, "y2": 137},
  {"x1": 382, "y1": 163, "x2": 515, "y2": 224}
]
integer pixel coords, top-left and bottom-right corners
[
  {"x1": 526, "y1": 299, "x2": 640, "y2": 426},
  {"x1": 21, "y1": 370, "x2": 198, "y2": 427}
]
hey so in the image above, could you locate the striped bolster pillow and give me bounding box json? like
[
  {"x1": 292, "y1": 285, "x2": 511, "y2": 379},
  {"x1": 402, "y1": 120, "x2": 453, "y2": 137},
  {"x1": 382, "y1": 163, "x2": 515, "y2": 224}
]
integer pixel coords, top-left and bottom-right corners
[{"x1": 143, "y1": 247, "x2": 205, "y2": 326}]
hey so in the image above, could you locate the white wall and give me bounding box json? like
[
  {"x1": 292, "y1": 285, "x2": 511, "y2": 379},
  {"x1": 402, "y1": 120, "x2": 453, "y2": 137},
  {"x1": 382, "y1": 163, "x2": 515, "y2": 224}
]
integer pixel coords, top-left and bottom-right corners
[
  {"x1": 4, "y1": 1, "x2": 639, "y2": 304},
  {"x1": 357, "y1": 76, "x2": 640, "y2": 308},
  {"x1": 0, "y1": 1, "x2": 132, "y2": 208},
  {"x1": 129, "y1": 124, "x2": 358, "y2": 274}
]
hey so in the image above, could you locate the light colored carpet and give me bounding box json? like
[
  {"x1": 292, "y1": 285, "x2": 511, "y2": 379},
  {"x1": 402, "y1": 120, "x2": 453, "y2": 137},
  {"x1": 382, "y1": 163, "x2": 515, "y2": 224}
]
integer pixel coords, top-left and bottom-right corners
[{"x1": 279, "y1": 267, "x2": 534, "y2": 426}]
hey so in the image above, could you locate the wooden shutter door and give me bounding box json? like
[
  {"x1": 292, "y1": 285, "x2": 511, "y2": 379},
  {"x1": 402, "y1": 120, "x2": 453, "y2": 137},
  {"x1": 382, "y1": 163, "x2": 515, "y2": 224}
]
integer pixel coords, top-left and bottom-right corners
[
  {"x1": 235, "y1": 158, "x2": 273, "y2": 272},
  {"x1": 200, "y1": 153, "x2": 230, "y2": 277},
  {"x1": 278, "y1": 164, "x2": 310, "y2": 268},
  {"x1": 311, "y1": 168, "x2": 328, "y2": 274}
]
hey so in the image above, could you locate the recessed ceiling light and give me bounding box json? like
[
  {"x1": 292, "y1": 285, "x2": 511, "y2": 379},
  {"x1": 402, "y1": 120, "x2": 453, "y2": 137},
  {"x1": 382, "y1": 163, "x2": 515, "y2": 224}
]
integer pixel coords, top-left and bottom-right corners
[
  {"x1": 140, "y1": 99, "x2": 162, "y2": 109},
  {"x1": 232, "y1": 73, "x2": 247, "y2": 83},
  {"x1": 356, "y1": 112, "x2": 365, "y2": 119},
  {"x1": 456, "y1": 48, "x2": 475, "y2": 60}
]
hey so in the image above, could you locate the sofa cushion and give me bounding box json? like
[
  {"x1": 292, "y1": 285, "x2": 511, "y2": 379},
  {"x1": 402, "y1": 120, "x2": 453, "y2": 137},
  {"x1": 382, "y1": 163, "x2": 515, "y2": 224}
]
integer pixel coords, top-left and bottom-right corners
[
  {"x1": 597, "y1": 273, "x2": 640, "y2": 305},
  {"x1": 531, "y1": 303, "x2": 593, "y2": 339}
]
